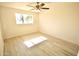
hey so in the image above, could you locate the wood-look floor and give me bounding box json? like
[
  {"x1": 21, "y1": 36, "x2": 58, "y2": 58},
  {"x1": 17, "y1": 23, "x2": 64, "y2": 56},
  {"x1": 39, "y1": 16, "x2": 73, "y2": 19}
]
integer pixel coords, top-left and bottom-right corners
[{"x1": 4, "y1": 32, "x2": 79, "y2": 56}]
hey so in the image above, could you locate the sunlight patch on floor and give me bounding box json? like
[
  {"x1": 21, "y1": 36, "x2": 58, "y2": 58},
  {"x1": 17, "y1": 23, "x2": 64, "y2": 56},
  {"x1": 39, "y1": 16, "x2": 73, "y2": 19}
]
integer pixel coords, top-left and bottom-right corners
[{"x1": 24, "y1": 36, "x2": 47, "y2": 48}]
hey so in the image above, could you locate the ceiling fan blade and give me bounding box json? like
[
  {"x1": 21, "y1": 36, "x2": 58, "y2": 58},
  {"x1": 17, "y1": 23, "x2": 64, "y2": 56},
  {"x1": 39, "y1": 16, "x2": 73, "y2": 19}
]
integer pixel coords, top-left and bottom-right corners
[
  {"x1": 37, "y1": 2, "x2": 40, "y2": 5},
  {"x1": 41, "y1": 8, "x2": 49, "y2": 9},
  {"x1": 26, "y1": 5, "x2": 34, "y2": 7},
  {"x1": 26, "y1": 5, "x2": 35, "y2": 10},
  {"x1": 40, "y1": 3, "x2": 45, "y2": 6}
]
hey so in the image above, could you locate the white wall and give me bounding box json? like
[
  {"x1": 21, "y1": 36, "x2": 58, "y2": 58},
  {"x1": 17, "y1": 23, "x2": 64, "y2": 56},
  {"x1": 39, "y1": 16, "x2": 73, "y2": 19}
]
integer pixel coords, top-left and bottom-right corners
[
  {"x1": 0, "y1": 6, "x2": 39, "y2": 39},
  {"x1": 0, "y1": 7, "x2": 4, "y2": 55},
  {"x1": 0, "y1": 24, "x2": 4, "y2": 56},
  {"x1": 0, "y1": 3, "x2": 79, "y2": 48},
  {"x1": 39, "y1": 3, "x2": 79, "y2": 45}
]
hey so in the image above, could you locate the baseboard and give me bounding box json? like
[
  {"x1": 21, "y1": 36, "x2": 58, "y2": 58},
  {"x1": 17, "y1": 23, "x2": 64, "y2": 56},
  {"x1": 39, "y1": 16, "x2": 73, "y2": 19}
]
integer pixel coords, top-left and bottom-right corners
[
  {"x1": 40, "y1": 31, "x2": 79, "y2": 47},
  {"x1": 4, "y1": 31, "x2": 40, "y2": 40}
]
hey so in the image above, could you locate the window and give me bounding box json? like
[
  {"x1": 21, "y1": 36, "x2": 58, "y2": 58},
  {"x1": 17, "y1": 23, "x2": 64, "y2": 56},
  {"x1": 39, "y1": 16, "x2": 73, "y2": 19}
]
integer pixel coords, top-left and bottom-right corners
[{"x1": 16, "y1": 13, "x2": 33, "y2": 24}]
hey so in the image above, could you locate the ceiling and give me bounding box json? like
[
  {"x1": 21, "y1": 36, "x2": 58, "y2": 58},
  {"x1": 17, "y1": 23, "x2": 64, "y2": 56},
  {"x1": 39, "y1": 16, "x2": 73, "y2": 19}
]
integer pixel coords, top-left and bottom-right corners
[
  {"x1": 0, "y1": 2, "x2": 51, "y2": 11},
  {"x1": 0, "y1": 2, "x2": 78, "y2": 12}
]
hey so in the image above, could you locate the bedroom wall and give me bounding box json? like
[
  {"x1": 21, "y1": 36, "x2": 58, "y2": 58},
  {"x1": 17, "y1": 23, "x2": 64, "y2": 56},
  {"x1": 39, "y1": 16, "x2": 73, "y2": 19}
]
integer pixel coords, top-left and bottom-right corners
[
  {"x1": 0, "y1": 8, "x2": 4, "y2": 55},
  {"x1": 0, "y1": 23, "x2": 4, "y2": 56},
  {"x1": 39, "y1": 3, "x2": 79, "y2": 45},
  {"x1": 0, "y1": 6, "x2": 39, "y2": 39}
]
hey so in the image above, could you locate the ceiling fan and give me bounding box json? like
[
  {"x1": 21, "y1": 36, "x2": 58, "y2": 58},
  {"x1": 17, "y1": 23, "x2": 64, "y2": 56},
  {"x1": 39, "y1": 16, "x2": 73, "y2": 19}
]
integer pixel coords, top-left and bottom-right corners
[{"x1": 26, "y1": 2, "x2": 49, "y2": 12}]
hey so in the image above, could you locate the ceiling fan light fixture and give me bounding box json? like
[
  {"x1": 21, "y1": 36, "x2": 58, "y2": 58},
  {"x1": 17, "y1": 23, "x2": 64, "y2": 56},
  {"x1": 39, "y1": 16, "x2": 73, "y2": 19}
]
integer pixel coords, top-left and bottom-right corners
[{"x1": 32, "y1": 9, "x2": 40, "y2": 12}]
